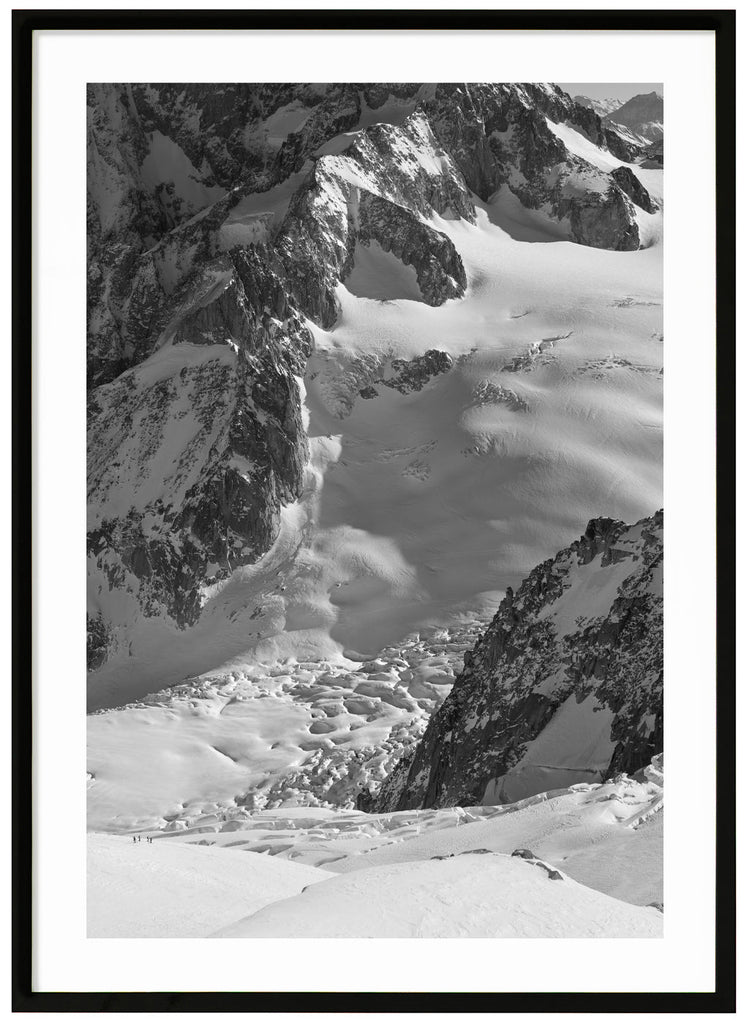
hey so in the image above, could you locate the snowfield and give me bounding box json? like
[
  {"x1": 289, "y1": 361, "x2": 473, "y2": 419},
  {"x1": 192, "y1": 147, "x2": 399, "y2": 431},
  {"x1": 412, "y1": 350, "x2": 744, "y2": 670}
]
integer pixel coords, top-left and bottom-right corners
[
  {"x1": 213, "y1": 855, "x2": 661, "y2": 939},
  {"x1": 88, "y1": 834, "x2": 331, "y2": 938},
  {"x1": 88, "y1": 760, "x2": 663, "y2": 938}
]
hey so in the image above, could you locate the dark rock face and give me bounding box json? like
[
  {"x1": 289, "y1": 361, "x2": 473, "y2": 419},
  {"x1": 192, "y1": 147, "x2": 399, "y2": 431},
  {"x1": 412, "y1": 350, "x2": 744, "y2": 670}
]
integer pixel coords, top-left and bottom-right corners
[
  {"x1": 421, "y1": 83, "x2": 651, "y2": 250},
  {"x1": 640, "y1": 137, "x2": 664, "y2": 169},
  {"x1": 357, "y1": 195, "x2": 467, "y2": 305},
  {"x1": 87, "y1": 613, "x2": 113, "y2": 671},
  {"x1": 87, "y1": 245, "x2": 313, "y2": 630},
  {"x1": 604, "y1": 126, "x2": 645, "y2": 163},
  {"x1": 610, "y1": 166, "x2": 658, "y2": 214},
  {"x1": 371, "y1": 512, "x2": 663, "y2": 811},
  {"x1": 273, "y1": 111, "x2": 472, "y2": 328},
  {"x1": 384, "y1": 350, "x2": 454, "y2": 394},
  {"x1": 565, "y1": 186, "x2": 641, "y2": 252},
  {"x1": 88, "y1": 304, "x2": 311, "y2": 626},
  {"x1": 359, "y1": 350, "x2": 454, "y2": 401},
  {"x1": 88, "y1": 82, "x2": 660, "y2": 660}
]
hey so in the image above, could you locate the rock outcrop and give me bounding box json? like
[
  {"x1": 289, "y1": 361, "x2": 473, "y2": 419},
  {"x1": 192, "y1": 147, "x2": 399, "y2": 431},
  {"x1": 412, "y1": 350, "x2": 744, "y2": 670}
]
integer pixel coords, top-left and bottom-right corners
[
  {"x1": 610, "y1": 165, "x2": 659, "y2": 214},
  {"x1": 421, "y1": 83, "x2": 649, "y2": 246},
  {"x1": 370, "y1": 512, "x2": 663, "y2": 811},
  {"x1": 359, "y1": 350, "x2": 454, "y2": 400},
  {"x1": 87, "y1": 246, "x2": 313, "y2": 629}
]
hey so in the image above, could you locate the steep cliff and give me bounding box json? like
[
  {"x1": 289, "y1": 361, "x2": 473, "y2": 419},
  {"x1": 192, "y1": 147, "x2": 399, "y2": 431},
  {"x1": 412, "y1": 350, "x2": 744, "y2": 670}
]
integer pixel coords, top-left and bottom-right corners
[{"x1": 371, "y1": 512, "x2": 662, "y2": 811}]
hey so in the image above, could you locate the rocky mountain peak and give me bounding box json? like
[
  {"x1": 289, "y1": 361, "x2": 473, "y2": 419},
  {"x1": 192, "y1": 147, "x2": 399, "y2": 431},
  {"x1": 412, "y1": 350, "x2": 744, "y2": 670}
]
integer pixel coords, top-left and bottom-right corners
[{"x1": 603, "y1": 91, "x2": 663, "y2": 144}]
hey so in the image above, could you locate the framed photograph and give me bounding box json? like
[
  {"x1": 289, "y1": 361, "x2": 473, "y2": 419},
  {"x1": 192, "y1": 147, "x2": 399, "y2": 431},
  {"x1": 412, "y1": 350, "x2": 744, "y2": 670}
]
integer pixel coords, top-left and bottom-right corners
[{"x1": 14, "y1": 5, "x2": 735, "y2": 1013}]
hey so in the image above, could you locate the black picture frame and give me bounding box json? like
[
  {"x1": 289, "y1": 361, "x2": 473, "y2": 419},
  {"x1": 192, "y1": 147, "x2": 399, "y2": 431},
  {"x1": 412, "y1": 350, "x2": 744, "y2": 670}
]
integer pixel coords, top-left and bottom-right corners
[{"x1": 12, "y1": 7, "x2": 736, "y2": 1013}]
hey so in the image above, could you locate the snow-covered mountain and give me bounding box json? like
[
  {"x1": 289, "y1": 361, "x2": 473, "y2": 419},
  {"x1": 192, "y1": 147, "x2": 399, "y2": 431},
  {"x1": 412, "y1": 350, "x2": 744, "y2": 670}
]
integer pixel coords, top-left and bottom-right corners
[
  {"x1": 87, "y1": 84, "x2": 662, "y2": 866},
  {"x1": 573, "y1": 94, "x2": 624, "y2": 118},
  {"x1": 371, "y1": 512, "x2": 662, "y2": 812},
  {"x1": 87, "y1": 85, "x2": 665, "y2": 941},
  {"x1": 603, "y1": 91, "x2": 664, "y2": 144},
  {"x1": 87, "y1": 83, "x2": 661, "y2": 693}
]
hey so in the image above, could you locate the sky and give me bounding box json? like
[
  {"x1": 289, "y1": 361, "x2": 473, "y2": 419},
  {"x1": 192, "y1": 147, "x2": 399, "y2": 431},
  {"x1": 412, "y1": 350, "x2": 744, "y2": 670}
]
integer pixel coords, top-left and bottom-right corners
[{"x1": 558, "y1": 84, "x2": 663, "y2": 103}]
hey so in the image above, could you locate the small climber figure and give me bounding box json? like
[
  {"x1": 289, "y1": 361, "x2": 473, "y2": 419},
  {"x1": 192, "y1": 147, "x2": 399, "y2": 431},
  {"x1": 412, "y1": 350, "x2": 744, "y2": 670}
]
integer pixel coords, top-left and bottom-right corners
[{"x1": 132, "y1": 836, "x2": 136, "y2": 844}]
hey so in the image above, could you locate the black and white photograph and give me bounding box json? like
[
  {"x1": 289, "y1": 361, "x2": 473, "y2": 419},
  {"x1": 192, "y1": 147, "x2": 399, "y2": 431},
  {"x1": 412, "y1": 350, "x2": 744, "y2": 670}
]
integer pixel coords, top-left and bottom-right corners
[
  {"x1": 85, "y1": 80, "x2": 666, "y2": 940},
  {"x1": 14, "y1": 6, "x2": 735, "y2": 1009}
]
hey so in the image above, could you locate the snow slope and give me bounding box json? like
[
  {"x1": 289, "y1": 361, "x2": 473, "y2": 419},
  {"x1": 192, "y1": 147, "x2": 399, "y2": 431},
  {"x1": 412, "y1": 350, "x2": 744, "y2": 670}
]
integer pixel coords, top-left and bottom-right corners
[
  {"x1": 214, "y1": 854, "x2": 662, "y2": 939},
  {"x1": 87, "y1": 833, "x2": 331, "y2": 937},
  {"x1": 171, "y1": 761, "x2": 663, "y2": 905},
  {"x1": 88, "y1": 762, "x2": 662, "y2": 938},
  {"x1": 300, "y1": 199, "x2": 662, "y2": 657}
]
